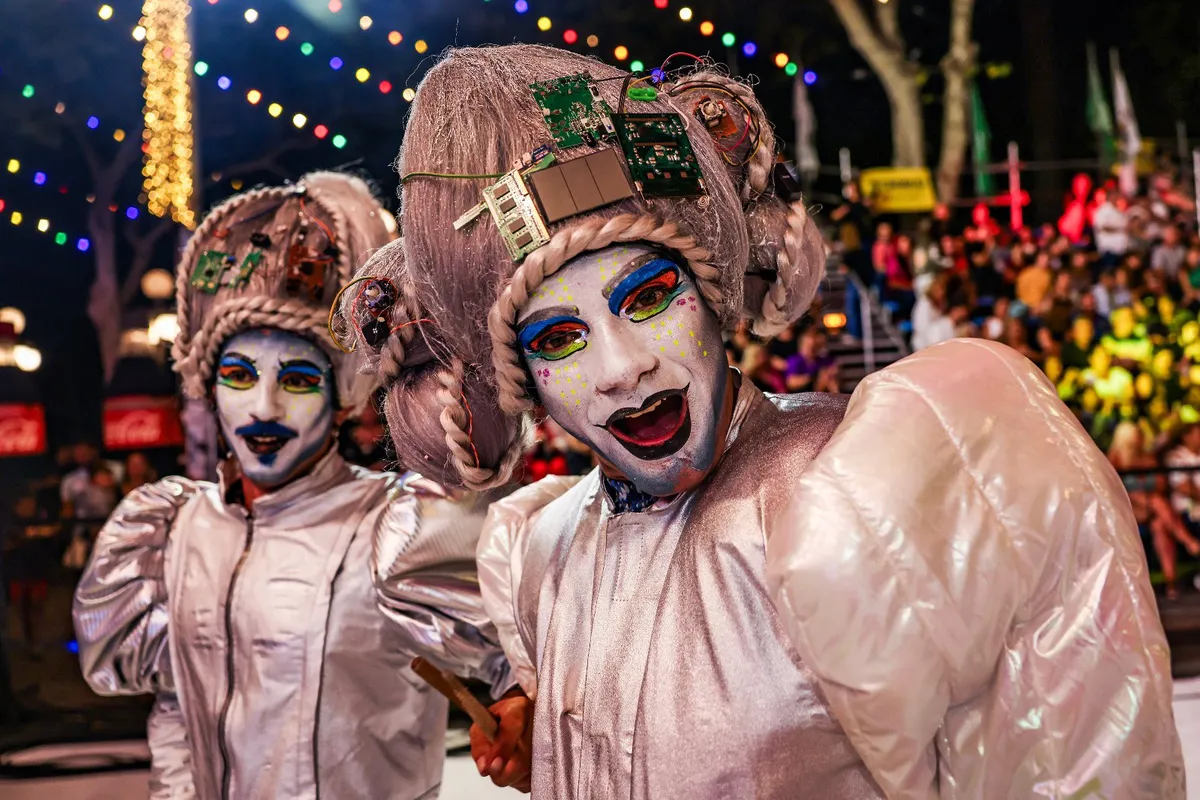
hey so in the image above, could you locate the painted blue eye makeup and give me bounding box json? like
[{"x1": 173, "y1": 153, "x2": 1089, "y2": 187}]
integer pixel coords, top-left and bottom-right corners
[
  {"x1": 519, "y1": 315, "x2": 590, "y2": 362},
  {"x1": 217, "y1": 354, "x2": 259, "y2": 390},
  {"x1": 607, "y1": 258, "x2": 687, "y2": 322},
  {"x1": 278, "y1": 360, "x2": 326, "y2": 394}
]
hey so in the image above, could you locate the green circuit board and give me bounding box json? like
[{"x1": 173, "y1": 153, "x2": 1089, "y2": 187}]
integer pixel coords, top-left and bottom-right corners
[
  {"x1": 530, "y1": 73, "x2": 616, "y2": 149},
  {"x1": 612, "y1": 112, "x2": 706, "y2": 197}
]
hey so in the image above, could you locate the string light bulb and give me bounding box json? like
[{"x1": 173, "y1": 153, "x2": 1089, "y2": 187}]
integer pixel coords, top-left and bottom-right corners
[
  {"x1": 388, "y1": 31, "x2": 402, "y2": 45},
  {"x1": 268, "y1": 102, "x2": 283, "y2": 117},
  {"x1": 243, "y1": 8, "x2": 257, "y2": 22},
  {"x1": 774, "y1": 53, "x2": 789, "y2": 68},
  {"x1": 275, "y1": 26, "x2": 289, "y2": 40},
  {"x1": 679, "y1": 7, "x2": 692, "y2": 21},
  {"x1": 402, "y1": 87, "x2": 416, "y2": 102},
  {"x1": 98, "y1": 4, "x2": 113, "y2": 19},
  {"x1": 699, "y1": 21, "x2": 714, "y2": 35},
  {"x1": 614, "y1": 45, "x2": 629, "y2": 61},
  {"x1": 292, "y1": 113, "x2": 307, "y2": 128},
  {"x1": 113, "y1": 128, "x2": 126, "y2": 142},
  {"x1": 355, "y1": 67, "x2": 370, "y2": 82},
  {"x1": 537, "y1": 16, "x2": 551, "y2": 31},
  {"x1": 586, "y1": 34, "x2": 599, "y2": 47},
  {"x1": 132, "y1": 25, "x2": 146, "y2": 40},
  {"x1": 359, "y1": 15, "x2": 372, "y2": 30},
  {"x1": 141, "y1": 0, "x2": 195, "y2": 228},
  {"x1": 414, "y1": 39, "x2": 428, "y2": 53},
  {"x1": 247, "y1": 89, "x2": 262, "y2": 104}
]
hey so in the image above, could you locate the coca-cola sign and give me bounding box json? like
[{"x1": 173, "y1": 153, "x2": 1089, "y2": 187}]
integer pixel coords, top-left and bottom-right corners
[
  {"x1": 0, "y1": 403, "x2": 47, "y2": 457},
  {"x1": 104, "y1": 395, "x2": 184, "y2": 450}
]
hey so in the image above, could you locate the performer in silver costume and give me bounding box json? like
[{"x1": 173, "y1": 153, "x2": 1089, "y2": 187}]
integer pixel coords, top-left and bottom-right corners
[
  {"x1": 73, "y1": 173, "x2": 511, "y2": 799},
  {"x1": 351, "y1": 44, "x2": 1183, "y2": 799}
]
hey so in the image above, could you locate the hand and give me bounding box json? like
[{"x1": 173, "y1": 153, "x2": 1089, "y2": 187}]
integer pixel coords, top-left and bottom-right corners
[{"x1": 470, "y1": 690, "x2": 533, "y2": 793}]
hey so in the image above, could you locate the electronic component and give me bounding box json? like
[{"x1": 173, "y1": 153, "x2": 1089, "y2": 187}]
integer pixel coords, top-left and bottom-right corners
[
  {"x1": 250, "y1": 232, "x2": 273, "y2": 249},
  {"x1": 190, "y1": 250, "x2": 230, "y2": 293},
  {"x1": 692, "y1": 96, "x2": 739, "y2": 138},
  {"x1": 527, "y1": 148, "x2": 635, "y2": 224},
  {"x1": 230, "y1": 251, "x2": 260, "y2": 290},
  {"x1": 773, "y1": 162, "x2": 803, "y2": 203},
  {"x1": 285, "y1": 244, "x2": 328, "y2": 302},
  {"x1": 483, "y1": 166, "x2": 552, "y2": 262},
  {"x1": 612, "y1": 113, "x2": 706, "y2": 197},
  {"x1": 530, "y1": 73, "x2": 616, "y2": 149}
]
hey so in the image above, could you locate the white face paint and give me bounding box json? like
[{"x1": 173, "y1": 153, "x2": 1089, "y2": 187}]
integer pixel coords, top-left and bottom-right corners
[
  {"x1": 515, "y1": 244, "x2": 728, "y2": 497},
  {"x1": 214, "y1": 328, "x2": 335, "y2": 489}
]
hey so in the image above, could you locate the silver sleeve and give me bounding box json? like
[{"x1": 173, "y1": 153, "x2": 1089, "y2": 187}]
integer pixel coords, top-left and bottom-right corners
[
  {"x1": 72, "y1": 477, "x2": 201, "y2": 695},
  {"x1": 373, "y1": 476, "x2": 515, "y2": 695},
  {"x1": 147, "y1": 691, "x2": 197, "y2": 799}
]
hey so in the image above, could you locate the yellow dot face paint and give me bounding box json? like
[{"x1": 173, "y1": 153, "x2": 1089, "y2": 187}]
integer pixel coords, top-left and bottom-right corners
[{"x1": 514, "y1": 244, "x2": 729, "y2": 496}]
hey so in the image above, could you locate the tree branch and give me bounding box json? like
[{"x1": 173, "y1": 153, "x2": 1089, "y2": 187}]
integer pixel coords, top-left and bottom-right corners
[
  {"x1": 120, "y1": 216, "x2": 177, "y2": 305},
  {"x1": 206, "y1": 137, "x2": 316, "y2": 186},
  {"x1": 875, "y1": 0, "x2": 904, "y2": 51}
]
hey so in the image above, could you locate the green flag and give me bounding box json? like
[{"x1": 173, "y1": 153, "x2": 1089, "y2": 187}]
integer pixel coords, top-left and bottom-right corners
[
  {"x1": 1086, "y1": 42, "x2": 1117, "y2": 167},
  {"x1": 969, "y1": 81, "x2": 994, "y2": 197}
]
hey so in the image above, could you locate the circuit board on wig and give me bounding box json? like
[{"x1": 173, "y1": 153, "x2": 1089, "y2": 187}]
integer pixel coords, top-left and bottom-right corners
[
  {"x1": 483, "y1": 164, "x2": 553, "y2": 262},
  {"x1": 530, "y1": 73, "x2": 616, "y2": 149},
  {"x1": 611, "y1": 113, "x2": 706, "y2": 197}
]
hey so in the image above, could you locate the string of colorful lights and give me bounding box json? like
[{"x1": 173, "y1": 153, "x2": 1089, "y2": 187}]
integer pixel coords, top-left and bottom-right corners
[{"x1": 0, "y1": 196, "x2": 91, "y2": 252}]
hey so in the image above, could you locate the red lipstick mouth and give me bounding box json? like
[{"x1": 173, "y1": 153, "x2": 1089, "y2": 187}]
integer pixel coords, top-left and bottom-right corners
[{"x1": 603, "y1": 388, "x2": 691, "y2": 460}]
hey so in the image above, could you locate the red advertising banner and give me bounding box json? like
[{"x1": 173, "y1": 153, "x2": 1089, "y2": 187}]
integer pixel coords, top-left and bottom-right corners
[
  {"x1": 0, "y1": 403, "x2": 47, "y2": 457},
  {"x1": 103, "y1": 395, "x2": 185, "y2": 450}
]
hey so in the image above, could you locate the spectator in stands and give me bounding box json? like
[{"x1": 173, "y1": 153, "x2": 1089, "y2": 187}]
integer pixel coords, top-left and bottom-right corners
[
  {"x1": 871, "y1": 221, "x2": 898, "y2": 297},
  {"x1": 1001, "y1": 315, "x2": 1039, "y2": 363},
  {"x1": 1166, "y1": 423, "x2": 1200, "y2": 537},
  {"x1": 2, "y1": 493, "x2": 59, "y2": 648},
  {"x1": 911, "y1": 272, "x2": 955, "y2": 351},
  {"x1": 1152, "y1": 224, "x2": 1186, "y2": 280},
  {"x1": 1178, "y1": 246, "x2": 1200, "y2": 309},
  {"x1": 980, "y1": 296, "x2": 1010, "y2": 341},
  {"x1": 1109, "y1": 422, "x2": 1200, "y2": 599},
  {"x1": 1091, "y1": 269, "x2": 1117, "y2": 317},
  {"x1": 740, "y1": 343, "x2": 786, "y2": 394},
  {"x1": 831, "y1": 182, "x2": 872, "y2": 343},
  {"x1": 1112, "y1": 265, "x2": 1135, "y2": 309},
  {"x1": 785, "y1": 328, "x2": 838, "y2": 393},
  {"x1": 120, "y1": 451, "x2": 158, "y2": 498},
  {"x1": 1093, "y1": 193, "x2": 1130, "y2": 266},
  {"x1": 1016, "y1": 250, "x2": 1053, "y2": 311}
]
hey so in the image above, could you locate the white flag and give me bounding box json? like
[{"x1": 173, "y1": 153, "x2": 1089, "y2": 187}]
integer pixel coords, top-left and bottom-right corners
[
  {"x1": 1110, "y1": 48, "x2": 1141, "y2": 196},
  {"x1": 792, "y1": 70, "x2": 819, "y2": 178}
]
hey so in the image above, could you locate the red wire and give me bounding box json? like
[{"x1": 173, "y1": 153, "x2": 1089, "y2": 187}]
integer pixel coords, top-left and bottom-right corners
[
  {"x1": 460, "y1": 391, "x2": 482, "y2": 469},
  {"x1": 299, "y1": 195, "x2": 338, "y2": 250},
  {"x1": 391, "y1": 316, "x2": 434, "y2": 335},
  {"x1": 658, "y1": 51, "x2": 704, "y2": 75}
]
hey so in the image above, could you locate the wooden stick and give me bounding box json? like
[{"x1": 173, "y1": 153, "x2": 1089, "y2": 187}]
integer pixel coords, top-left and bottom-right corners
[{"x1": 411, "y1": 657, "x2": 498, "y2": 741}]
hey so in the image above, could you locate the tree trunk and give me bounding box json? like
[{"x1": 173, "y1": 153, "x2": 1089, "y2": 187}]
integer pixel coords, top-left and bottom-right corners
[
  {"x1": 885, "y1": 76, "x2": 926, "y2": 167},
  {"x1": 936, "y1": 0, "x2": 978, "y2": 203},
  {"x1": 828, "y1": 0, "x2": 926, "y2": 167}
]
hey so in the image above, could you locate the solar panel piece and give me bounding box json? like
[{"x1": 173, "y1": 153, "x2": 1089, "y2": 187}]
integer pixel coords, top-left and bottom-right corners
[{"x1": 528, "y1": 148, "x2": 636, "y2": 224}]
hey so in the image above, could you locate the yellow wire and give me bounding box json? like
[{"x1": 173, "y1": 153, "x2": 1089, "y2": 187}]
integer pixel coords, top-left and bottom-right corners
[
  {"x1": 326, "y1": 275, "x2": 376, "y2": 353},
  {"x1": 399, "y1": 170, "x2": 505, "y2": 184}
]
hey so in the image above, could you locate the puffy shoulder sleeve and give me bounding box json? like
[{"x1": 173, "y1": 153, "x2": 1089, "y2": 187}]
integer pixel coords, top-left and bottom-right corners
[
  {"x1": 766, "y1": 339, "x2": 1183, "y2": 799},
  {"x1": 73, "y1": 477, "x2": 204, "y2": 695},
  {"x1": 373, "y1": 474, "x2": 513, "y2": 693},
  {"x1": 477, "y1": 476, "x2": 582, "y2": 700}
]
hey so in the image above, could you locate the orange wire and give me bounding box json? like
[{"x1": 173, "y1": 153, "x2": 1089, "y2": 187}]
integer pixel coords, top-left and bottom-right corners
[
  {"x1": 299, "y1": 195, "x2": 338, "y2": 249},
  {"x1": 460, "y1": 391, "x2": 482, "y2": 469},
  {"x1": 390, "y1": 317, "x2": 435, "y2": 335}
]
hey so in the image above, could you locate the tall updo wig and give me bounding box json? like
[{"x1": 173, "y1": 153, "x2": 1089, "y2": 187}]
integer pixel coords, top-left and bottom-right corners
[
  {"x1": 337, "y1": 45, "x2": 824, "y2": 490},
  {"x1": 173, "y1": 171, "x2": 396, "y2": 412}
]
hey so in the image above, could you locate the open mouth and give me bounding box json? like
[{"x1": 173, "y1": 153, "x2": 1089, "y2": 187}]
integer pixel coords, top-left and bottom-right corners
[
  {"x1": 234, "y1": 421, "x2": 298, "y2": 460},
  {"x1": 241, "y1": 434, "x2": 294, "y2": 456},
  {"x1": 603, "y1": 387, "x2": 691, "y2": 460}
]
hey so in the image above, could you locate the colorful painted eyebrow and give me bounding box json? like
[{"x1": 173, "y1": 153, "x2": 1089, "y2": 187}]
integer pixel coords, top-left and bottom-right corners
[
  {"x1": 218, "y1": 354, "x2": 259, "y2": 375},
  {"x1": 278, "y1": 360, "x2": 325, "y2": 378},
  {"x1": 607, "y1": 258, "x2": 685, "y2": 320}
]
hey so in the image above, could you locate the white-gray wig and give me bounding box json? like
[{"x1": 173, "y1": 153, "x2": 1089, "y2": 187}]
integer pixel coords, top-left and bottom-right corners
[{"x1": 337, "y1": 45, "x2": 824, "y2": 489}]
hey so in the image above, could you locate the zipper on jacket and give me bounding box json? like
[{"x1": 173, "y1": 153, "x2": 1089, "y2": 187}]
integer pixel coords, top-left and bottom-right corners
[{"x1": 217, "y1": 514, "x2": 254, "y2": 800}]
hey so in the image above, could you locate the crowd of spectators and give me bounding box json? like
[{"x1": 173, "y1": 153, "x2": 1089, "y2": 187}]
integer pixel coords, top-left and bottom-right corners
[{"x1": 830, "y1": 167, "x2": 1200, "y2": 596}]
